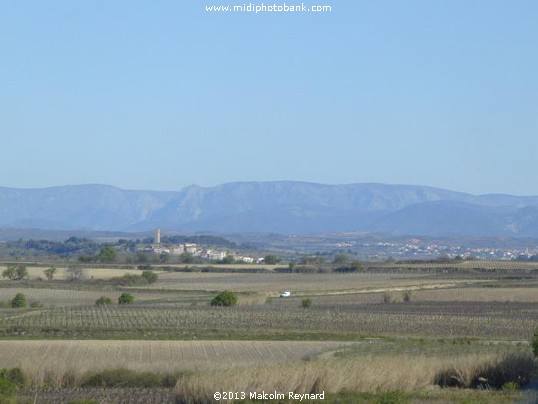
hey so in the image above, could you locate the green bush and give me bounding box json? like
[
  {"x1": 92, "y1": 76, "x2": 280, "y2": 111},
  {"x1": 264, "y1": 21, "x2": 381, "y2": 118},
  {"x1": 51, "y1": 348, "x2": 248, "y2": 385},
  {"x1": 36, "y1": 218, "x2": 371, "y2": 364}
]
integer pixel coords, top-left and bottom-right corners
[
  {"x1": 95, "y1": 296, "x2": 113, "y2": 306},
  {"x1": 301, "y1": 298, "x2": 312, "y2": 308},
  {"x1": 0, "y1": 367, "x2": 26, "y2": 401},
  {"x1": 211, "y1": 290, "x2": 238, "y2": 307},
  {"x1": 10, "y1": 293, "x2": 26, "y2": 308},
  {"x1": 141, "y1": 270, "x2": 158, "y2": 284},
  {"x1": 81, "y1": 369, "x2": 176, "y2": 388},
  {"x1": 118, "y1": 293, "x2": 134, "y2": 305}
]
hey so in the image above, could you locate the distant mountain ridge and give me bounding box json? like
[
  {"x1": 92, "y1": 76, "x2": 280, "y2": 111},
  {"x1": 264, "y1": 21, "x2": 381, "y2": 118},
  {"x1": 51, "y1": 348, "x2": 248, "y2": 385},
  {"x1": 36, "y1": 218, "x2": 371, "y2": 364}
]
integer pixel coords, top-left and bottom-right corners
[{"x1": 1, "y1": 182, "x2": 538, "y2": 237}]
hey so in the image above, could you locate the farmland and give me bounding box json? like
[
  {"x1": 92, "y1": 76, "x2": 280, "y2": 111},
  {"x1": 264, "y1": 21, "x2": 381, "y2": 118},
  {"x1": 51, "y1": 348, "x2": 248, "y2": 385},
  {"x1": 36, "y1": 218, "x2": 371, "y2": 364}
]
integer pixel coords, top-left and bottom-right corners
[{"x1": 0, "y1": 261, "x2": 536, "y2": 402}]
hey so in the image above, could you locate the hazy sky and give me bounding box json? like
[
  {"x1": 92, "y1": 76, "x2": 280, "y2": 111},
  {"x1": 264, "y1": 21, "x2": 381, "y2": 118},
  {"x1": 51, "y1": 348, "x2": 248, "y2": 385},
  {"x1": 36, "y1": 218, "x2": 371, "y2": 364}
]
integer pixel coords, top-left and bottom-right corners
[{"x1": 1, "y1": 1, "x2": 537, "y2": 195}]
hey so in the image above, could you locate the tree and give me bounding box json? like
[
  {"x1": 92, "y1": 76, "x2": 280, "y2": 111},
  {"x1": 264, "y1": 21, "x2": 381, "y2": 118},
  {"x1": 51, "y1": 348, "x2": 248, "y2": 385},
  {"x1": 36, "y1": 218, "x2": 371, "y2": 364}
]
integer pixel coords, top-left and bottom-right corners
[
  {"x1": 141, "y1": 270, "x2": 158, "y2": 284},
  {"x1": 66, "y1": 266, "x2": 86, "y2": 282},
  {"x1": 95, "y1": 296, "x2": 113, "y2": 306},
  {"x1": 159, "y1": 252, "x2": 169, "y2": 263},
  {"x1": 118, "y1": 293, "x2": 134, "y2": 305},
  {"x1": 219, "y1": 255, "x2": 236, "y2": 265},
  {"x1": 300, "y1": 255, "x2": 325, "y2": 265},
  {"x1": 43, "y1": 265, "x2": 57, "y2": 280},
  {"x1": 136, "y1": 252, "x2": 149, "y2": 263},
  {"x1": 333, "y1": 252, "x2": 350, "y2": 265},
  {"x1": 211, "y1": 291, "x2": 238, "y2": 307},
  {"x1": 2, "y1": 264, "x2": 28, "y2": 281},
  {"x1": 264, "y1": 255, "x2": 280, "y2": 265},
  {"x1": 98, "y1": 246, "x2": 117, "y2": 263},
  {"x1": 15, "y1": 265, "x2": 28, "y2": 280},
  {"x1": 179, "y1": 252, "x2": 198, "y2": 264},
  {"x1": 11, "y1": 293, "x2": 26, "y2": 308}
]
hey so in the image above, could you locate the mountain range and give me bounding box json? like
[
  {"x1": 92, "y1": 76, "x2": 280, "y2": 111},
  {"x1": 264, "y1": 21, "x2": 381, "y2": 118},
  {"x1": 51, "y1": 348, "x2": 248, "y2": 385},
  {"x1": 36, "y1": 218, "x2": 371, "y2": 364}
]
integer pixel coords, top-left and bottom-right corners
[{"x1": 1, "y1": 182, "x2": 538, "y2": 237}]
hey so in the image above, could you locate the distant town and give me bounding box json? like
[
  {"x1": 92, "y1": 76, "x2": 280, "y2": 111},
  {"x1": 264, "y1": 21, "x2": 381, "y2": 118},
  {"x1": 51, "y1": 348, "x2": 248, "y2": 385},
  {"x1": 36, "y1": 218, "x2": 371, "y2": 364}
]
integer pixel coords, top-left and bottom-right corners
[{"x1": 140, "y1": 229, "x2": 264, "y2": 264}]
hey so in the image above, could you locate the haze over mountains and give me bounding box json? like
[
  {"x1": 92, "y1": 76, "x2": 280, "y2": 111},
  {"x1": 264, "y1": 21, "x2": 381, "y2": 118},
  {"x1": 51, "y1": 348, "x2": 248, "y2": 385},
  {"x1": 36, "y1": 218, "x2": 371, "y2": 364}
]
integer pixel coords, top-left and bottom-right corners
[{"x1": 1, "y1": 182, "x2": 538, "y2": 237}]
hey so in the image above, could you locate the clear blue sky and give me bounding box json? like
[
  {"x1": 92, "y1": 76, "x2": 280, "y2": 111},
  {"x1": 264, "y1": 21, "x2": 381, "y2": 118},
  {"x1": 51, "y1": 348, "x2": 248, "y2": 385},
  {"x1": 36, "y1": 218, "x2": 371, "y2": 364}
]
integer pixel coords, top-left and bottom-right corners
[{"x1": 1, "y1": 1, "x2": 537, "y2": 195}]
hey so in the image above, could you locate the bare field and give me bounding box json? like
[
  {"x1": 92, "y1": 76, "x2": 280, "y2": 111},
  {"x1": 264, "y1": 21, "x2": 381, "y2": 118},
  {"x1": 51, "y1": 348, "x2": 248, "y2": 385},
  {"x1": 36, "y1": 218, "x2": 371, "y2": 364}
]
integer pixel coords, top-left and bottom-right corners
[
  {"x1": 0, "y1": 287, "x2": 114, "y2": 306},
  {"x1": 373, "y1": 260, "x2": 538, "y2": 271},
  {"x1": 151, "y1": 271, "x2": 470, "y2": 295},
  {"x1": 412, "y1": 287, "x2": 538, "y2": 303},
  {"x1": 0, "y1": 287, "x2": 187, "y2": 307}
]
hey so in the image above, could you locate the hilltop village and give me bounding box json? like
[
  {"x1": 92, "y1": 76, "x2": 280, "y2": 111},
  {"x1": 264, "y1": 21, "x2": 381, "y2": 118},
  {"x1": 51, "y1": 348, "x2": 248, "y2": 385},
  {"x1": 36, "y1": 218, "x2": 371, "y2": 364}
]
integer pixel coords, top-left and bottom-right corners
[{"x1": 137, "y1": 229, "x2": 263, "y2": 264}]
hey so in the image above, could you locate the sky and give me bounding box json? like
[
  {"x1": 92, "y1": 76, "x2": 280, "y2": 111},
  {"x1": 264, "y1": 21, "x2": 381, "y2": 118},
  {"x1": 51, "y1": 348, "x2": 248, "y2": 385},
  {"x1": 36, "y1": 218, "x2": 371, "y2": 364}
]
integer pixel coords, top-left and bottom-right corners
[{"x1": 1, "y1": 1, "x2": 537, "y2": 195}]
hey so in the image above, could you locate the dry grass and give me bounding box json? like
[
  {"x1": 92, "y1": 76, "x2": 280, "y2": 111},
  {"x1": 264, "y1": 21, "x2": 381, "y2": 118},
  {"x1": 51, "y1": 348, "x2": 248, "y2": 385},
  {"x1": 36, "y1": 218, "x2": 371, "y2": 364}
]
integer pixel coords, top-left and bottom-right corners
[
  {"x1": 0, "y1": 340, "x2": 351, "y2": 386},
  {"x1": 0, "y1": 266, "x2": 147, "y2": 281},
  {"x1": 174, "y1": 351, "x2": 536, "y2": 401}
]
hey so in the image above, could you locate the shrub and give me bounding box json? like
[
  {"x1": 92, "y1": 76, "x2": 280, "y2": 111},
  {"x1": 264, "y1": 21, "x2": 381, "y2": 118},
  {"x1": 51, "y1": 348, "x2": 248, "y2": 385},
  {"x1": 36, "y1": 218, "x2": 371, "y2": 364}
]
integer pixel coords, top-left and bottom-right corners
[
  {"x1": 301, "y1": 298, "x2": 312, "y2": 308},
  {"x1": 118, "y1": 293, "x2": 134, "y2": 305},
  {"x1": 211, "y1": 291, "x2": 238, "y2": 307},
  {"x1": 0, "y1": 367, "x2": 26, "y2": 400},
  {"x1": 43, "y1": 265, "x2": 57, "y2": 280},
  {"x1": 403, "y1": 291, "x2": 412, "y2": 302},
  {"x1": 0, "y1": 378, "x2": 17, "y2": 402},
  {"x1": 95, "y1": 296, "x2": 113, "y2": 306},
  {"x1": 1, "y1": 368, "x2": 25, "y2": 388},
  {"x1": 114, "y1": 274, "x2": 147, "y2": 286},
  {"x1": 141, "y1": 270, "x2": 158, "y2": 284},
  {"x1": 502, "y1": 381, "x2": 519, "y2": 392},
  {"x1": 10, "y1": 293, "x2": 26, "y2": 308},
  {"x1": 383, "y1": 292, "x2": 401, "y2": 304},
  {"x1": 81, "y1": 369, "x2": 176, "y2": 388}
]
